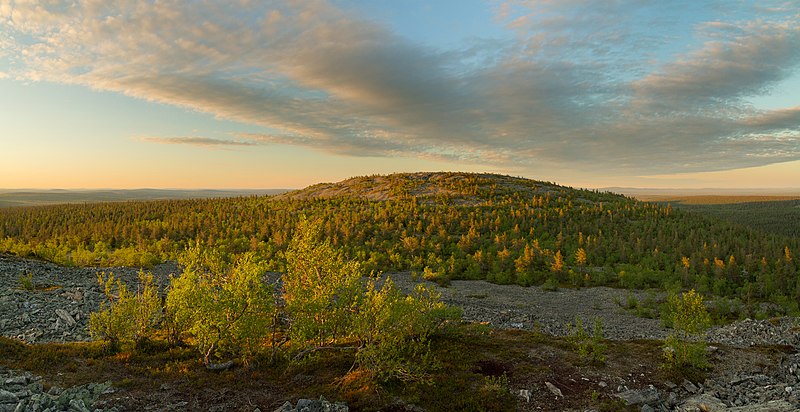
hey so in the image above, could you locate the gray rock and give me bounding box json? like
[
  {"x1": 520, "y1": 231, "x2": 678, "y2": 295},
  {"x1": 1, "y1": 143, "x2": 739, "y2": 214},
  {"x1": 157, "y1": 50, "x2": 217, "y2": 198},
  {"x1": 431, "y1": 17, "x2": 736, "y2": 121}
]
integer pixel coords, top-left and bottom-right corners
[
  {"x1": 272, "y1": 398, "x2": 348, "y2": 412},
  {"x1": 54, "y1": 309, "x2": 76, "y2": 327},
  {"x1": 615, "y1": 385, "x2": 659, "y2": 406},
  {"x1": 274, "y1": 402, "x2": 294, "y2": 412},
  {"x1": 4, "y1": 377, "x2": 26, "y2": 387},
  {"x1": 677, "y1": 394, "x2": 728, "y2": 412},
  {"x1": 0, "y1": 390, "x2": 18, "y2": 404},
  {"x1": 728, "y1": 400, "x2": 795, "y2": 411},
  {"x1": 0, "y1": 367, "x2": 114, "y2": 412},
  {"x1": 68, "y1": 398, "x2": 90, "y2": 412},
  {"x1": 545, "y1": 381, "x2": 563, "y2": 398},
  {"x1": 682, "y1": 379, "x2": 699, "y2": 394}
]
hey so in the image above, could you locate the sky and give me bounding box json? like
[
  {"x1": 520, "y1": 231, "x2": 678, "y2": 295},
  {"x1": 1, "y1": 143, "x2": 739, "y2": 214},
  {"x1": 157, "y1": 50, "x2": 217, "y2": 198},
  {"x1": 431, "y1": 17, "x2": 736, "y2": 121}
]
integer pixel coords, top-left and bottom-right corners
[{"x1": 0, "y1": 0, "x2": 799, "y2": 190}]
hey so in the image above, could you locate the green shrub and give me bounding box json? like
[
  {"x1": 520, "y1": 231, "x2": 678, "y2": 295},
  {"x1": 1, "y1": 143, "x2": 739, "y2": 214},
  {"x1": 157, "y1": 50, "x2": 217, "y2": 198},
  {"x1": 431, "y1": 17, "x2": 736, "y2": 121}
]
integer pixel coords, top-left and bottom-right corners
[
  {"x1": 283, "y1": 217, "x2": 364, "y2": 349},
  {"x1": 355, "y1": 279, "x2": 461, "y2": 382},
  {"x1": 662, "y1": 289, "x2": 711, "y2": 371},
  {"x1": 541, "y1": 276, "x2": 559, "y2": 291},
  {"x1": 89, "y1": 271, "x2": 162, "y2": 351},
  {"x1": 422, "y1": 265, "x2": 450, "y2": 286},
  {"x1": 284, "y1": 218, "x2": 460, "y2": 382},
  {"x1": 165, "y1": 247, "x2": 274, "y2": 366},
  {"x1": 18, "y1": 273, "x2": 34, "y2": 291},
  {"x1": 566, "y1": 316, "x2": 607, "y2": 365}
]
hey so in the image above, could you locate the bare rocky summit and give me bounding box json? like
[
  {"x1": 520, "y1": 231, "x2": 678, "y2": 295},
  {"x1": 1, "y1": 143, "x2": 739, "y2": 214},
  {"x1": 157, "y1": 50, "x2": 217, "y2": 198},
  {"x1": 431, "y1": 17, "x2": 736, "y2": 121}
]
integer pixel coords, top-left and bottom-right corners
[{"x1": 274, "y1": 172, "x2": 572, "y2": 204}]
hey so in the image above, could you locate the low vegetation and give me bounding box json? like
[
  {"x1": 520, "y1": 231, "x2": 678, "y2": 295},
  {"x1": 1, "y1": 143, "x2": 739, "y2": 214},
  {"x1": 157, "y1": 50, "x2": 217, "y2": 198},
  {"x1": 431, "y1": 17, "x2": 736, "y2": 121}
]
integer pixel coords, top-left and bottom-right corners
[
  {"x1": 662, "y1": 289, "x2": 712, "y2": 373},
  {"x1": 566, "y1": 316, "x2": 607, "y2": 365},
  {"x1": 1, "y1": 321, "x2": 679, "y2": 411},
  {"x1": 89, "y1": 271, "x2": 162, "y2": 351},
  {"x1": 87, "y1": 219, "x2": 459, "y2": 385}
]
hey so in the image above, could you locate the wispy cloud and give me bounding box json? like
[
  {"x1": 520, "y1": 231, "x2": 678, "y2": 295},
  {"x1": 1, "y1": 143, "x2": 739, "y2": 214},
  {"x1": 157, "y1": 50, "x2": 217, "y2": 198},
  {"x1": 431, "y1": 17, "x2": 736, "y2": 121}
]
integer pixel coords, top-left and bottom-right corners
[
  {"x1": 1, "y1": 0, "x2": 798, "y2": 175},
  {"x1": 140, "y1": 136, "x2": 258, "y2": 148}
]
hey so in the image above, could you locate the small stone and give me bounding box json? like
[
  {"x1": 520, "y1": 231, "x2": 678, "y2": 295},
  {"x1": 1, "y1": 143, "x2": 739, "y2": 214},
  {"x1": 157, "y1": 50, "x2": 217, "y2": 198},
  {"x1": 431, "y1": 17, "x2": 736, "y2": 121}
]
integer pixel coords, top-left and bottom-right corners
[
  {"x1": 0, "y1": 389, "x2": 19, "y2": 404},
  {"x1": 615, "y1": 386, "x2": 659, "y2": 406},
  {"x1": 54, "y1": 309, "x2": 76, "y2": 327},
  {"x1": 273, "y1": 401, "x2": 293, "y2": 412},
  {"x1": 545, "y1": 381, "x2": 563, "y2": 398},
  {"x1": 683, "y1": 379, "x2": 699, "y2": 394},
  {"x1": 68, "y1": 398, "x2": 90, "y2": 412},
  {"x1": 598, "y1": 381, "x2": 608, "y2": 388},
  {"x1": 5, "y1": 376, "x2": 26, "y2": 386},
  {"x1": 785, "y1": 386, "x2": 793, "y2": 394}
]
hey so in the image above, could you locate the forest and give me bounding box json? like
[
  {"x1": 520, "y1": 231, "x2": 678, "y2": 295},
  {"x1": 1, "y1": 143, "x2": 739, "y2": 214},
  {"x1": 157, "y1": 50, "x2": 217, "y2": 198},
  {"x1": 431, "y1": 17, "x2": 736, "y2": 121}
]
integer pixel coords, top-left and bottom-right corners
[
  {"x1": 1, "y1": 172, "x2": 798, "y2": 315},
  {"x1": 667, "y1": 199, "x2": 800, "y2": 238}
]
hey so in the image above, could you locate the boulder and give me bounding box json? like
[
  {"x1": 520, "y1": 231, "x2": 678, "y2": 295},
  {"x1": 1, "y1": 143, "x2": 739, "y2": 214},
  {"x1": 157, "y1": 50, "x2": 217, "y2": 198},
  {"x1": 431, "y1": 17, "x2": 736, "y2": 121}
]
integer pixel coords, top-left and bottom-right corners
[{"x1": 615, "y1": 385, "x2": 659, "y2": 406}]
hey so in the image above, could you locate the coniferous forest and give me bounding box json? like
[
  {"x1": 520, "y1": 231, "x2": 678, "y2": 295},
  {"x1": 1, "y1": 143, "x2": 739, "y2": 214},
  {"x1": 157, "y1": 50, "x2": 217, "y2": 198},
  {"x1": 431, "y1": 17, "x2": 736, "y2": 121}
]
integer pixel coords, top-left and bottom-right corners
[{"x1": 1, "y1": 172, "x2": 798, "y2": 311}]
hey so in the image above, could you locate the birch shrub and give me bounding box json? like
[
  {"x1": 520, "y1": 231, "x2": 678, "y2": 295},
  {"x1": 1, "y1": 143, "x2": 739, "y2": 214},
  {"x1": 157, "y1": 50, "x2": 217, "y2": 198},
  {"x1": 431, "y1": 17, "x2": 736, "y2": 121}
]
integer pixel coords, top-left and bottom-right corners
[
  {"x1": 284, "y1": 218, "x2": 460, "y2": 382},
  {"x1": 662, "y1": 289, "x2": 711, "y2": 371},
  {"x1": 165, "y1": 247, "x2": 275, "y2": 366},
  {"x1": 89, "y1": 271, "x2": 162, "y2": 351}
]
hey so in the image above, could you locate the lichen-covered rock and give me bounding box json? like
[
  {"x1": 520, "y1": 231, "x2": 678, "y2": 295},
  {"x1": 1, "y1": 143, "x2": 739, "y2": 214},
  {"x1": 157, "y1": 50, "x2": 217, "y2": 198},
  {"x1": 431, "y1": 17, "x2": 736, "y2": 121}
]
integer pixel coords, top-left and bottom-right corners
[
  {"x1": 0, "y1": 367, "x2": 115, "y2": 412},
  {"x1": 273, "y1": 397, "x2": 348, "y2": 412}
]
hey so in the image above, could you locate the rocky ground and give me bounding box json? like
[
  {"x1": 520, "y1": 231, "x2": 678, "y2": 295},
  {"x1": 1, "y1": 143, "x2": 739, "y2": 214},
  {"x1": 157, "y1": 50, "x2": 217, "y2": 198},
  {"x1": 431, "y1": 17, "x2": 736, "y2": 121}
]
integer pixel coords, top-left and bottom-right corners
[{"x1": 2, "y1": 253, "x2": 800, "y2": 411}]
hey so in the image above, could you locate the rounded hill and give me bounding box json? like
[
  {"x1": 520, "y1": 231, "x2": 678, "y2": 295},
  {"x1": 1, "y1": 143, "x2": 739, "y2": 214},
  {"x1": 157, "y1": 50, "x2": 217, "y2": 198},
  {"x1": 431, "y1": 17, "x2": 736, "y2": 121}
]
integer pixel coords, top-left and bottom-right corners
[{"x1": 275, "y1": 172, "x2": 623, "y2": 206}]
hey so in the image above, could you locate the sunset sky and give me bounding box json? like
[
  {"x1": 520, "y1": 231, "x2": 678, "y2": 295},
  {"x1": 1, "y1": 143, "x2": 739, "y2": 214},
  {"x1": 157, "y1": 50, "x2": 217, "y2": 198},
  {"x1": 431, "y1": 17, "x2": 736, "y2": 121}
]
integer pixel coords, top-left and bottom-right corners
[{"x1": 1, "y1": 0, "x2": 799, "y2": 190}]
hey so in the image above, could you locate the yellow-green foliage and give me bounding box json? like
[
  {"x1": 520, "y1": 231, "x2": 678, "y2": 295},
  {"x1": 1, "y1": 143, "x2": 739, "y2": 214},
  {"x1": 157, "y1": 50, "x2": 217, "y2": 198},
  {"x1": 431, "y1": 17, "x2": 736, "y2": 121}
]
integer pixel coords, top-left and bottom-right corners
[
  {"x1": 283, "y1": 217, "x2": 364, "y2": 348},
  {"x1": 663, "y1": 289, "x2": 711, "y2": 370},
  {"x1": 18, "y1": 272, "x2": 34, "y2": 290},
  {"x1": 165, "y1": 247, "x2": 274, "y2": 365},
  {"x1": 89, "y1": 271, "x2": 162, "y2": 349},
  {"x1": 82, "y1": 217, "x2": 459, "y2": 381},
  {"x1": 355, "y1": 279, "x2": 461, "y2": 382},
  {"x1": 566, "y1": 316, "x2": 607, "y2": 365},
  {"x1": 284, "y1": 218, "x2": 460, "y2": 382}
]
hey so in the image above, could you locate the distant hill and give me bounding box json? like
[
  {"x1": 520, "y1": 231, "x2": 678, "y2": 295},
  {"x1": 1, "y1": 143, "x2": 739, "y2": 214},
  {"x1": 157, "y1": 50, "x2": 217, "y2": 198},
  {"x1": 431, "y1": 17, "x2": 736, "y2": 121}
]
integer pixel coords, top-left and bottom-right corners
[
  {"x1": 0, "y1": 189, "x2": 289, "y2": 208},
  {"x1": 275, "y1": 172, "x2": 582, "y2": 204}
]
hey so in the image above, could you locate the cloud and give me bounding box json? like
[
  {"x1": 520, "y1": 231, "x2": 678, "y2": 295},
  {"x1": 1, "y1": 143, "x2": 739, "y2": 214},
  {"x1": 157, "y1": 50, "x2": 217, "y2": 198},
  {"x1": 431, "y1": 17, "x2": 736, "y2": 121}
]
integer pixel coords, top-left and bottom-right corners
[
  {"x1": 1, "y1": 0, "x2": 799, "y2": 176},
  {"x1": 140, "y1": 136, "x2": 259, "y2": 148},
  {"x1": 632, "y1": 21, "x2": 800, "y2": 111}
]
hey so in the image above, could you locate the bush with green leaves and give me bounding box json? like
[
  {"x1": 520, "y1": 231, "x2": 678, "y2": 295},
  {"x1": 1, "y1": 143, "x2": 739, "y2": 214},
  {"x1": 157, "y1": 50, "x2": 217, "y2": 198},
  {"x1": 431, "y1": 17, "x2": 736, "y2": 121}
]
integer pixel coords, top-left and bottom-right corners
[
  {"x1": 165, "y1": 247, "x2": 275, "y2": 366},
  {"x1": 283, "y1": 218, "x2": 364, "y2": 349},
  {"x1": 284, "y1": 218, "x2": 460, "y2": 382},
  {"x1": 18, "y1": 272, "x2": 34, "y2": 290},
  {"x1": 662, "y1": 289, "x2": 711, "y2": 370},
  {"x1": 354, "y1": 279, "x2": 461, "y2": 382},
  {"x1": 89, "y1": 270, "x2": 162, "y2": 350},
  {"x1": 566, "y1": 316, "x2": 607, "y2": 365}
]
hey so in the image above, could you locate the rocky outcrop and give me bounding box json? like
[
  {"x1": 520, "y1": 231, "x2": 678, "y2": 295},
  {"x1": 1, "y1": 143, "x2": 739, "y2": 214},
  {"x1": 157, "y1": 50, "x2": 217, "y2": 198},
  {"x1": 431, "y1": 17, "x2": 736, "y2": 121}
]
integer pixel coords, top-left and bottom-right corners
[
  {"x1": 707, "y1": 318, "x2": 800, "y2": 348},
  {"x1": 0, "y1": 254, "x2": 175, "y2": 344},
  {"x1": 273, "y1": 397, "x2": 348, "y2": 412},
  {"x1": 0, "y1": 367, "x2": 115, "y2": 412}
]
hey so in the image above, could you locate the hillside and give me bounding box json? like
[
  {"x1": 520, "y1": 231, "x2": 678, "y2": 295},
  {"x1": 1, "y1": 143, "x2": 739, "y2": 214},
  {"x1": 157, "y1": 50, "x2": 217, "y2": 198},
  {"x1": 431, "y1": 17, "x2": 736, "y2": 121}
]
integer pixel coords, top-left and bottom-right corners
[
  {"x1": 0, "y1": 172, "x2": 798, "y2": 313},
  {"x1": 275, "y1": 172, "x2": 573, "y2": 204}
]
